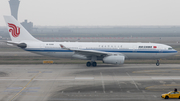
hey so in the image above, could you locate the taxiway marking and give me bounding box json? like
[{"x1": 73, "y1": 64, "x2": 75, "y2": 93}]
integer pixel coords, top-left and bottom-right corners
[
  {"x1": 9, "y1": 71, "x2": 41, "y2": 101},
  {"x1": 100, "y1": 72, "x2": 106, "y2": 93},
  {"x1": 75, "y1": 77, "x2": 94, "y2": 80},
  {"x1": 126, "y1": 72, "x2": 140, "y2": 90}
]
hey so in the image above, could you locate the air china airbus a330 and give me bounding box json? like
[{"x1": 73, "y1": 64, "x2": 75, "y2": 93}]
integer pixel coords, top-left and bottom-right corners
[{"x1": 4, "y1": 16, "x2": 177, "y2": 67}]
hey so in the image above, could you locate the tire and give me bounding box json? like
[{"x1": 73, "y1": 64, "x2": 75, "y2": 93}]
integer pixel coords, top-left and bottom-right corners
[
  {"x1": 86, "y1": 62, "x2": 91, "y2": 67},
  {"x1": 165, "y1": 96, "x2": 169, "y2": 99},
  {"x1": 179, "y1": 96, "x2": 180, "y2": 99},
  {"x1": 92, "y1": 62, "x2": 97, "y2": 67},
  {"x1": 156, "y1": 63, "x2": 160, "y2": 66}
]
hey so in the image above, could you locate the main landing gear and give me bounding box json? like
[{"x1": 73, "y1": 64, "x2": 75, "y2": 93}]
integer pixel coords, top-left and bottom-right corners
[
  {"x1": 86, "y1": 61, "x2": 97, "y2": 67},
  {"x1": 156, "y1": 59, "x2": 160, "y2": 66},
  {"x1": 86, "y1": 56, "x2": 97, "y2": 67}
]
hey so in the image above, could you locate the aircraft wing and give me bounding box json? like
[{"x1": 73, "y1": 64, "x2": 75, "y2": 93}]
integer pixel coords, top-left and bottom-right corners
[{"x1": 60, "y1": 44, "x2": 123, "y2": 56}]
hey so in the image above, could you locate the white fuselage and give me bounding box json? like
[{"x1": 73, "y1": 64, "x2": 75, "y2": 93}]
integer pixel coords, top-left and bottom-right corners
[
  {"x1": 23, "y1": 42, "x2": 177, "y2": 60},
  {"x1": 4, "y1": 16, "x2": 178, "y2": 66}
]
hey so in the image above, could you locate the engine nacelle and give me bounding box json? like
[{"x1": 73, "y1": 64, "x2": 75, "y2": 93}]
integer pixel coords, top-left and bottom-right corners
[
  {"x1": 103, "y1": 55, "x2": 125, "y2": 64},
  {"x1": 17, "y1": 43, "x2": 27, "y2": 48}
]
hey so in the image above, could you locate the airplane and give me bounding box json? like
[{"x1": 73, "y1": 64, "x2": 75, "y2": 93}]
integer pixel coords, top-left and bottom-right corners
[{"x1": 3, "y1": 16, "x2": 178, "y2": 67}]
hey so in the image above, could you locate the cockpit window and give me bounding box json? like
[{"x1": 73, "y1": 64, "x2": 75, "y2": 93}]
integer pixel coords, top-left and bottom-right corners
[{"x1": 168, "y1": 48, "x2": 173, "y2": 50}]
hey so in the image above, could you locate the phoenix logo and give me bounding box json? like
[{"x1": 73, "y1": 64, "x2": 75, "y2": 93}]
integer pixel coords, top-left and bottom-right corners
[{"x1": 8, "y1": 23, "x2": 20, "y2": 37}]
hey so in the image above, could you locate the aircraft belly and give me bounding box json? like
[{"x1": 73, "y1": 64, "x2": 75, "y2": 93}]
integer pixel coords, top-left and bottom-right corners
[
  {"x1": 156, "y1": 53, "x2": 177, "y2": 59},
  {"x1": 124, "y1": 53, "x2": 156, "y2": 59},
  {"x1": 125, "y1": 53, "x2": 176, "y2": 59}
]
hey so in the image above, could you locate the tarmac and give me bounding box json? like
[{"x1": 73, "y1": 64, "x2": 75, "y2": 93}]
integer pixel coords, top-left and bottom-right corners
[{"x1": 0, "y1": 64, "x2": 180, "y2": 101}]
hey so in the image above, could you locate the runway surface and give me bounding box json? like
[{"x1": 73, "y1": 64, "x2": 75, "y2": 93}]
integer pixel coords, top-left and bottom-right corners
[
  {"x1": 0, "y1": 52, "x2": 41, "y2": 56},
  {"x1": 0, "y1": 64, "x2": 180, "y2": 101}
]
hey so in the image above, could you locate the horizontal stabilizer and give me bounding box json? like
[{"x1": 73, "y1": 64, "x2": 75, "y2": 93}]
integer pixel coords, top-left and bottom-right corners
[{"x1": 6, "y1": 41, "x2": 27, "y2": 48}]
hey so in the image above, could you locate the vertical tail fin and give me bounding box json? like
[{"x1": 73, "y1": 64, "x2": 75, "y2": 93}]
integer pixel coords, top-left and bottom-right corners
[{"x1": 4, "y1": 16, "x2": 40, "y2": 42}]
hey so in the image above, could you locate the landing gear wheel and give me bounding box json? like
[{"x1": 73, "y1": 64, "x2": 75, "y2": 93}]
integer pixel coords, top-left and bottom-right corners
[
  {"x1": 92, "y1": 62, "x2": 97, "y2": 67},
  {"x1": 86, "y1": 62, "x2": 91, "y2": 67},
  {"x1": 156, "y1": 60, "x2": 160, "y2": 66},
  {"x1": 156, "y1": 62, "x2": 160, "y2": 66},
  {"x1": 165, "y1": 96, "x2": 169, "y2": 99}
]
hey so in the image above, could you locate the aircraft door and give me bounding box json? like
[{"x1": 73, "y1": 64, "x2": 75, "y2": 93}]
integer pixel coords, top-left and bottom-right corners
[
  {"x1": 158, "y1": 45, "x2": 163, "y2": 53},
  {"x1": 133, "y1": 45, "x2": 137, "y2": 52},
  {"x1": 40, "y1": 43, "x2": 45, "y2": 48}
]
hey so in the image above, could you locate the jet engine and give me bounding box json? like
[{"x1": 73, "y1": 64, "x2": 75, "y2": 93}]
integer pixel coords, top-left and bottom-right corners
[
  {"x1": 17, "y1": 43, "x2": 27, "y2": 48},
  {"x1": 103, "y1": 55, "x2": 125, "y2": 64}
]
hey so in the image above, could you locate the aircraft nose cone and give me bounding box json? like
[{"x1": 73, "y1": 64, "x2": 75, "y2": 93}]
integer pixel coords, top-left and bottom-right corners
[
  {"x1": 175, "y1": 49, "x2": 178, "y2": 53},
  {"x1": 173, "y1": 49, "x2": 178, "y2": 55}
]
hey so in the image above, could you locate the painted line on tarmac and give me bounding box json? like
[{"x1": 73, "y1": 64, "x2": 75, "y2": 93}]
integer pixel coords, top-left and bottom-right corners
[
  {"x1": 127, "y1": 91, "x2": 130, "y2": 93},
  {"x1": 75, "y1": 77, "x2": 94, "y2": 80},
  {"x1": 1, "y1": 76, "x2": 180, "y2": 81},
  {"x1": 6, "y1": 87, "x2": 40, "y2": 89},
  {"x1": 151, "y1": 77, "x2": 179, "y2": 80},
  {"x1": 0, "y1": 79, "x2": 74, "y2": 81},
  {"x1": 28, "y1": 71, "x2": 39, "y2": 73},
  {"x1": 100, "y1": 72, "x2": 106, "y2": 93},
  {"x1": 126, "y1": 72, "x2": 140, "y2": 90},
  {"x1": 145, "y1": 84, "x2": 180, "y2": 91},
  {"x1": 41, "y1": 71, "x2": 52, "y2": 73},
  {"x1": 9, "y1": 71, "x2": 41, "y2": 101},
  {"x1": 4, "y1": 90, "x2": 38, "y2": 93},
  {"x1": 49, "y1": 98, "x2": 156, "y2": 100}
]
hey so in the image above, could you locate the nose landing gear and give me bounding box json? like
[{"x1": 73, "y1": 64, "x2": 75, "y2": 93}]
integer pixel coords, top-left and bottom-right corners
[{"x1": 156, "y1": 60, "x2": 160, "y2": 66}]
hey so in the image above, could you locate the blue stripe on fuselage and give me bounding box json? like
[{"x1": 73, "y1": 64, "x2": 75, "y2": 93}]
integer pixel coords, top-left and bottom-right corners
[{"x1": 25, "y1": 48, "x2": 177, "y2": 53}]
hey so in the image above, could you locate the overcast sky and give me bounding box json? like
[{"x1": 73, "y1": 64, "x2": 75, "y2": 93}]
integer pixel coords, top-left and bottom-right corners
[{"x1": 0, "y1": 0, "x2": 180, "y2": 26}]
